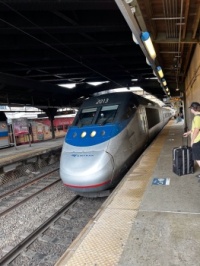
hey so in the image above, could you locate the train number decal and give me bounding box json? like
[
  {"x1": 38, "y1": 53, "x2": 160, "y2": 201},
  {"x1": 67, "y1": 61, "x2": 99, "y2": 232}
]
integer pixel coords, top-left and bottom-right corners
[{"x1": 96, "y1": 98, "x2": 109, "y2": 104}]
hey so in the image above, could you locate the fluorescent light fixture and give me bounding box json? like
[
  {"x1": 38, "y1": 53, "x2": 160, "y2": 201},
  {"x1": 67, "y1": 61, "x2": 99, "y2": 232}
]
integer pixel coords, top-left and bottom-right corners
[
  {"x1": 157, "y1": 66, "x2": 164, "y2": 78},
  {"x1": 141, "y1": 32, "x2": 156, "y2": 60},
  {"x1": 94, "y1": 87, "x2": 142, "y2": 96},
  {"x1": 146, "y1": 77, "x2": 157, "y2": 80},
  {"x1": 129, "y1": 87, "x2": 143, "y2": 91},
  {"x1": 58, "y1": 83, "x2": 76, "y2": 89},
  {"x1": 87, "y1": 81, "x2": 109, "y2": 86},
  {"x1": 131, "y1": 79, "x2": 138, "y2": 81},
  {"x1": 161, "y1": 79, "x2": 167, "y2": 86}
]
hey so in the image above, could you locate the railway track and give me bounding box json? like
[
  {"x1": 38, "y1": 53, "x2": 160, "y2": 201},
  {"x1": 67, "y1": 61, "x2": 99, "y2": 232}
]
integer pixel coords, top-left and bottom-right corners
[
  {"x1": 0, "y1": 196, "x2": 80, "y2": 265},
  {"x1": 0, "y1": 168, "x2": 60, "y2": 217},
  {"x1": 0, "y1": 196, "x2": 106, "y2": 266}
]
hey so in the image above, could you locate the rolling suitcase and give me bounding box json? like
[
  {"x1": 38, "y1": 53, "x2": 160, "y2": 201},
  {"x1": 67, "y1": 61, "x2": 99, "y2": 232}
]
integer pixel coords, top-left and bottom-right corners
[{"x1": 172, "y1": 139, "x2": 194, "y2": 176}]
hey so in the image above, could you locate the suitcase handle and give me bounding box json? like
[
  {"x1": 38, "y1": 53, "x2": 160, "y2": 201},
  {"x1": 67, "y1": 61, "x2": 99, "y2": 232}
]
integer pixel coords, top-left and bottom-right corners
[{"x1": 182, "y1": 135, "x2": 189, "y2": 147}]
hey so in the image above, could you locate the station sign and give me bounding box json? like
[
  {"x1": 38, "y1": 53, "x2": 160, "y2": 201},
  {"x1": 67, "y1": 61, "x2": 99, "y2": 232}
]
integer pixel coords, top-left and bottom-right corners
[{"x1": 152, "y1": 178, "x2": 170, "y2": 186}]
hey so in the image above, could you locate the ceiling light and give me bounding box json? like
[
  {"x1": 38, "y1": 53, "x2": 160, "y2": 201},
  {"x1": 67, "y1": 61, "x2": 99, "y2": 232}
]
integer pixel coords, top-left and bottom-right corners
[
  {"x1": 141, "y1": 32, "x2": 156, "y2": 60},
  {"x1": 87, "y1": 81, "x2": 109, "y2": 86},
  {"x1": 165, "y1": 87, "x2": 169, "y2": 92},
  {"x1": 176, "y1": 88, "x2": 180, "y2": 91},
  {"x1": 161, "y1": 79, "x2": 167, "y2": 86},
  {"x1": 58, "y1": 83, "x2": 76, "y2": 89},
  {"x1": 157, "y1": 66, "x2": 164, "y2": 78}
]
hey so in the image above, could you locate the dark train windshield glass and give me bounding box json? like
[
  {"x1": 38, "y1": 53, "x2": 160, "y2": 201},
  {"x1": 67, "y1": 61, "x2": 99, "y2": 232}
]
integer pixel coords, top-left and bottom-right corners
[
  {"x1": 96, "y1": 105, "x2": 118, "y2": 125},
  {"x1": 75, "y1": 107, "x2": 97, "y2": 126},
  {"x1": 75, "y1": 105, "x2": 119, "y2": 127}
]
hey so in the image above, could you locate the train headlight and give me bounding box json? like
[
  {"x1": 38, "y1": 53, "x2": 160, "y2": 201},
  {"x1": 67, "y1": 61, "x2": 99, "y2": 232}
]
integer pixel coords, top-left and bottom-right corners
[
  {"x1": 81, "y1": 131, "x2": 87, "y2": 138},
  {"x1": 90, "y1": 131, "x2": 96, "y2": 137}
]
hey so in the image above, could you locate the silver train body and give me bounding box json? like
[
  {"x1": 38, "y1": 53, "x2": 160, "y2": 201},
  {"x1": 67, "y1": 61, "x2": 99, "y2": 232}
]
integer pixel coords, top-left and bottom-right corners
[{"x1": 60, "y1": 92, "x2": 173, "y2": 195}]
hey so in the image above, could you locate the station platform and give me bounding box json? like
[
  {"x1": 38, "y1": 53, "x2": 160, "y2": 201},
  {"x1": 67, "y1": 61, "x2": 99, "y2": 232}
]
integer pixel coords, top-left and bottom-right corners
[
  {"x1": 0, "y1": 137, "x2": 64, "y2": 185},
  {"x1": 0, "y1": 137, "x2": 64, "y2": 168},
  {"x1": 55, "y1": 120, "x2": 200, "y2": 266}
]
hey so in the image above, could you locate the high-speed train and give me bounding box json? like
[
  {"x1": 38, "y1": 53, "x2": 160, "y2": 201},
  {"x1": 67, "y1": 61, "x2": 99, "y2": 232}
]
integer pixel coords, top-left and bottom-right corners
[{"x1": 60, "y1": 91, "x2": 173, "y2": 196}]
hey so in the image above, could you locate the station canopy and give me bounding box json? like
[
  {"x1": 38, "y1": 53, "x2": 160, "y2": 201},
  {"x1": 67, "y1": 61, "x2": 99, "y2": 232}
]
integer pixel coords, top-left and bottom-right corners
[{"x1": 0, "y1": 0, "x2": 199, "y2": 109}]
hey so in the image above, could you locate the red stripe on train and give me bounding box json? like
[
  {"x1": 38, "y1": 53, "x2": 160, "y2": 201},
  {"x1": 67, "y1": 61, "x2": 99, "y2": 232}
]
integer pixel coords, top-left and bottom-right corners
[{"x1": 64, "y1": 180, "x2": 111, "y2": 188}]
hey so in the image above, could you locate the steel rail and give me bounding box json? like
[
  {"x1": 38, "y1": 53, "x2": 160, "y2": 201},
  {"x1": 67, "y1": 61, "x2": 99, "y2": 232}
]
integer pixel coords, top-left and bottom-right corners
[
  {"x1": 0, "y1": 167, "x2": 59, "y2": 199},
  {"x1": 0, "y1": 195, "x2": 80, "y2": 265},
  {"x1": 0, "y1": 179, "x2": 60, "y2": 217}
]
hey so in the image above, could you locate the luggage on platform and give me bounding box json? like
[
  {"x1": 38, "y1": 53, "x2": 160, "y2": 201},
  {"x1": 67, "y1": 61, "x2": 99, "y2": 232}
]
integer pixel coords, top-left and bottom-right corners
[{"x1": 172, "y1": 139, "x2": 194, "y2": 176}]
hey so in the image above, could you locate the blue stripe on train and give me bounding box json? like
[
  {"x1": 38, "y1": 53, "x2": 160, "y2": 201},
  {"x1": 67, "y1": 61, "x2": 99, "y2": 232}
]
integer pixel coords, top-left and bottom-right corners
[{"x1": 65, "y1": 121, "x2": 128, "y2": 147}]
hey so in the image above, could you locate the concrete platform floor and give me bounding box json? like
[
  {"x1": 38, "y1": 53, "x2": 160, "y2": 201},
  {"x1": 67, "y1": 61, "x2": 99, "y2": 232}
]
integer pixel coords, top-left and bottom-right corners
[
  {"x1": 56, "y1": 120, "x2": 200, "y2": 266},
  {"x1": 0, "y1": 137, "x2": 64, "y2": 167},
  {"x1": 119, "y1": 122, "x2": 200, "y2": 266}
]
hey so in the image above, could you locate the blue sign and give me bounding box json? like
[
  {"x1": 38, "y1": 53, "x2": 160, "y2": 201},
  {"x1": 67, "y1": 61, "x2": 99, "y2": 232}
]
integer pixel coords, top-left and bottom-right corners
[{"x1": 152, "y1": 178, "x2": 170, "y2": 186}]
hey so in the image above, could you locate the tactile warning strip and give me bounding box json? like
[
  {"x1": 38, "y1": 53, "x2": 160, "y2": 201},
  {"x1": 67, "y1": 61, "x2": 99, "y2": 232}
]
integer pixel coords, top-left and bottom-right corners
[{"x1": 56, "y1": 122, "x2": 171, "y2": 266}]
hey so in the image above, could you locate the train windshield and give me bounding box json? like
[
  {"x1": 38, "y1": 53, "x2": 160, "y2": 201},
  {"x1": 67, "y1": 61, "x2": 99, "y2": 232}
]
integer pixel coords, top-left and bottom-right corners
[
  {"x1": 75, "y1": 107, "x2": 97, "y2": 127},
  {"x1": 96, "y1": 105, "x2": 118, "y2": 125}
]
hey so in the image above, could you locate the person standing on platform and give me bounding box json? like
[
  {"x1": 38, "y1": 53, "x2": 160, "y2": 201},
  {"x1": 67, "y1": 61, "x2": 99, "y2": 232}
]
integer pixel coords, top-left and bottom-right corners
[{"x1": 183, "y1": 102, "x2": 200, "y2": 177}]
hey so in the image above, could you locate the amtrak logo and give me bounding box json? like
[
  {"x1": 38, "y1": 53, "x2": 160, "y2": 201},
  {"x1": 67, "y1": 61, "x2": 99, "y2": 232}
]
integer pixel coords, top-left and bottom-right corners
[{"x1": 71, "y1": 154, "x2": 94, "y2": 157}]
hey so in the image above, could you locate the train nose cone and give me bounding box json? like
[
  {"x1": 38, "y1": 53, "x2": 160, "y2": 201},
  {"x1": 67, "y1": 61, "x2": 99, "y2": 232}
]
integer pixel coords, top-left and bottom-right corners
[{"x1": 60, "y1": 151, "x2": 114, "y2": 191}]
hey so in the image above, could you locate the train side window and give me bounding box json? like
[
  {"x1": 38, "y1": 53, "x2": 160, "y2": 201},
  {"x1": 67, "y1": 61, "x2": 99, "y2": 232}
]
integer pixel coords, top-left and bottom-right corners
[
  {"x1": 64, "y1": 125, "x2": 68, "y2": 131},
  {"x1": 57, "y1": 125, "x2": 63, "y2": 131},
  {"x1": 122, "y1": 104, "x2": 136, "y2": 119},
  {"x1": 50, "y1": 126, "x2": 56, "y2": 132},
  {"x1": 145, "y1": 107, "x2": 160, "y2": 128}
]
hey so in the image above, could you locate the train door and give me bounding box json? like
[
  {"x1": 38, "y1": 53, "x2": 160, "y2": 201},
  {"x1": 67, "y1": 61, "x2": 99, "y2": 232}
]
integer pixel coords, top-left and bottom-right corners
[
  {"x1": 36, "y1": 123, "x2": 45, "y2": 140},
  {"x1": 123, "y1": 104, "x2": 138, "y2": 156},
  {"x1": 135, "y1": 106, "x2": 149, "y2": 145},
  {"x1": 138, "y1": 106, "x2": 148, "y2": 133}
]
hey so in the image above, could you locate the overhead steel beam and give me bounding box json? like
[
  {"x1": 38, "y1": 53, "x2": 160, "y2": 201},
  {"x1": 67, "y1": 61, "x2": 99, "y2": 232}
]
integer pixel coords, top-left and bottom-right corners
[
  {"x1": 154, "y1": 33, "x2": 199, "y2": 44},
  {"x1": 114, "y1": 0, "x2": 166, "y2": 96}
]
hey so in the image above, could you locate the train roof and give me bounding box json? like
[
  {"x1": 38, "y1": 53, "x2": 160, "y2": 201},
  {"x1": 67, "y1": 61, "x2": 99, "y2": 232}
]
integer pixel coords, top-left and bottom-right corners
[{"x1": 81, "y1": 92, "x2": 160, "y2": 108}]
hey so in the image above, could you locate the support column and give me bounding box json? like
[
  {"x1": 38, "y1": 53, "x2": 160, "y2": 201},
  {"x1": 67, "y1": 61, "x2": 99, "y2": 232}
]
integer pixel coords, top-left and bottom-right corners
[{"x1": 44, "y1": 108, "x2": 58, "y2": 139}]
